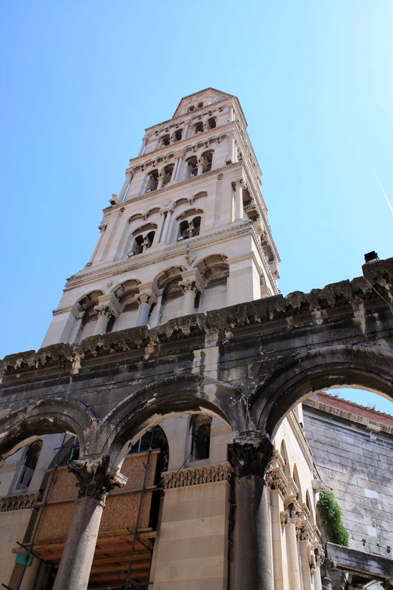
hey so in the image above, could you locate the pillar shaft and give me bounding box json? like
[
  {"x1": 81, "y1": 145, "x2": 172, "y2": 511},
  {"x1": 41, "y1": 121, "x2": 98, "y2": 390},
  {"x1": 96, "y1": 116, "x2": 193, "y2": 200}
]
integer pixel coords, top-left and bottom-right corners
[
  {"x1": 160, "y1": 210, "x2": 173, "y2": 243},
  {"x1": 53, "y1": 497, "x2": 104, "y2": 590},
  {"x1": 118, "y1": 173, "x2": 131, "y2": 202},
  {"x1": 286, "y1": 521, "x2": 302, "y2": 590},
  {"x1": 299, "y1": 541, "x2": 312, "y2": 590},
  {"x1": 136, "y1": 302, "x2": 151, "y2": 326},
  {"x1": 182, "y1": 288, "x2": 196, "y2": 315},
  {"x1": 235, "y1": 183, "x2": 243, "y2": 220},
  {"x1": 237, "y1": 476, "x2": 273, "y2": 590},
  {"x1": 53, "y1": 457, "x2": 126, "y2": 590},
  {"x1": 94, "y1": 313, "x2": 110, "y2": 335},
  {"x1": 228, "y1": 438, "x2": 274, "y2": 590}
]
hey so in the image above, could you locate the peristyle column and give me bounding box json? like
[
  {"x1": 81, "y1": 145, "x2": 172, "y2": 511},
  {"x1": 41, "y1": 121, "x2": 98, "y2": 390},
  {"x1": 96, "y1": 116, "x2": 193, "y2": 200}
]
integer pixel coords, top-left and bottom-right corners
[
  {"x1": 53, "y1": 456, "x2": 127, "y2": 590},
  {"x1": 160, "y1": 208, "x2": 174, "y2": 243},
  {"x1": 228, "y1": 438, "x2": 274, "y2": 590},
  {"x1": 281, "y1": 499, "x2": 302, "y2": 590},
  {"x1": 179, "y1": 269, "x2": 204, "y2": 316}
]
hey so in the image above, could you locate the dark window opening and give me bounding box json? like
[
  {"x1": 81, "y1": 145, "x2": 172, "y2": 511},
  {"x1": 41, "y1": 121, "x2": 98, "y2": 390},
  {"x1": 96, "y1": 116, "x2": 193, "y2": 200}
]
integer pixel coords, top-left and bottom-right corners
[
  {"x1": 16, "y1": 441, "x2": 43, "y2": 490},
  {"x1": 162, "y1": 164, "x2": 174, "y2": 186},
  {"x1": 178, "y1": 216, "x2": 201, "y2": 241},
  {"x1": 146, "y1": 170, "x2": 159, "y2": 192},
  {"x1": 186, "y1": 156, "x2": 198, "y2": 177},
  {"x1": 190, "y1": 415, "x2": 211, "y2": 461},
  {"x1": 202, "y1": 151, "x2": 213, "y2": 173},
  {"x1": 189, "y1": 105, "x2": 195, "y2": 112},
  {"x1": 175, "y1": 129, "x2": 183, "y2": 141},
  {"x1": 208, "y1": 117, "x2": 216, "y2": 129},
  {"x1": 194, "y1": 122, "x2": 204, "y2": 134},
  {"x1": 131, "y1": 230, "x2": 155, "y2": 256},
  {"x1": 161, "y1": 135, "x2": 170, "y2": 147},
  {"x1": 198, "y1": 102, "x2": 203, "y2": 108}
]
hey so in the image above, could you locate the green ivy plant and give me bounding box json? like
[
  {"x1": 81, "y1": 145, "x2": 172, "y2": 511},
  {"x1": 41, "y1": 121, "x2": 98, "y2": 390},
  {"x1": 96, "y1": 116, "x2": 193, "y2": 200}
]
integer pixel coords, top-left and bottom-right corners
[{"x1": 317, "y1": 489, "x2": 349, "y2": 547}]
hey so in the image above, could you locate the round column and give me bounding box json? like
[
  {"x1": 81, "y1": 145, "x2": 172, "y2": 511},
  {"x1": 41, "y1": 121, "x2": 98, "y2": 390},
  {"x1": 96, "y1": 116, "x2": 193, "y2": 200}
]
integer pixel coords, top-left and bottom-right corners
[
  {"x1": 281, "y1": 502, "x2": 302, "y2": 590},
  {"x1": 182, "y1": 285, "x2": 197, "y2": 315},
  {"x1": 136, "y1": 293, "x2": 154, "y2": 326},
  {"x1": 228, "y1": 438, "x2": 274, "y2": 590},
  {"x1": 235, "y1": 182, "x2": 244, "y2": 220},
  {"x1": 53, "y1": 457, "x2": 126, "y2": 590},
  {"x1": 94, "y1": 308, "x2": 112, "y2": 335}
]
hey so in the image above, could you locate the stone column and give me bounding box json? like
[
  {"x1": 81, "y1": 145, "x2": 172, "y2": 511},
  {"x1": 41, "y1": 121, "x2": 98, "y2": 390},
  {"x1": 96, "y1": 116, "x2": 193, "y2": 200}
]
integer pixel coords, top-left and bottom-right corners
[
  {"x1": 183, "y1": 121, "x2": 190, "y2": 139},
  {"x1": 228, "y1": 438, "x2": 274, "y2": 590},
  {"x1": 157, "y1": 173, "x2": 164, "y2": 190},
  {"x1": 266, "y1": 452, "x2": 289, "y2": 590},
  {"x1": 179, "y1": 269, "x2": 204, "y2": 316},
  {"x1": 93, "y1": 294, "x2": 121, "y2": 335},
  {"x1": 118, "y1": 172, "x2": 132, "y2": 202},
  {"x1": 160, "y1": 208, "x2": 174, "y2": 244},
  {"x1": 53, "y1": 456, "x2": 127, "y2": 590},
  {"x1": 298, "y1": 528, "x2": 312, "y2": 590},
  {"x1": 88, "y1": 225, "x2": 106, "y2": 265},
  {"x1": 171, "y1": 157, "x2": 180, "y2": 183},
  {"x1": 197, "y1": 157, "x2": 204, "y2": 176},
  {"x1": 149, "y1": 290, "x2": 163, "y2": 327},
  {"x1": 235, "y1": 181, "x2": 244, "y2": 220},
  {"x1": 156, "y1": 211, "x2": 166, "y2": 243},
  {"x1": 138, "y1": 134, "x2": 149, "y2": 156},
  {"x1": 135, "y1": 283, "x2": 158, "y2": 327},
  {"x1": 281, "y1": 500, "x2": 302, "y2": 590}
]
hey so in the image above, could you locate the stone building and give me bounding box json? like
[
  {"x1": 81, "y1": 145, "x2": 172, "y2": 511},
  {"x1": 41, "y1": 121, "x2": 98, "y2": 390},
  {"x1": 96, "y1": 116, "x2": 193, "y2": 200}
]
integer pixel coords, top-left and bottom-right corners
[{"x1": 0, "y1": 88, "x2": 392, "y2": 590}]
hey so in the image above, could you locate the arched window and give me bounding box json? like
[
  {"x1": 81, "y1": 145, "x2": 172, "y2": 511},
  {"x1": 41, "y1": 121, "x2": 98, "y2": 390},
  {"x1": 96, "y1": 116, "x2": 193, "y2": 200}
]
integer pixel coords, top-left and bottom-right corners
[
  {"x1": 146, "y1": 170, "x2": 159, "y2": 192},
  {"x1": 207, "y1": 117, "x2": 216, "y2": 129},
  {"x1": 188, "y1": 105, "x2": 195, "y2": 112},
  {"x1": 77, "y1": 290, "x2": 104, "y2": 340},
  {"x1": 16, "y1": 441, "x2": 43, "y2": 490},
  {"x1": 197, "y1": 102, "x2": 203, "y2": 108},
  {"x1": 189, "y1": 415, "x2": 211, "y2": 461},
  {"x1": 186, "y1": 156, "x2": 198, "y2": 177},
  {"x1": 178, "y1": 216, "x2": 201, "y2": 241},
  {"x1": 160, "y1": 134, "x2": 170, "y2": 147},
  {"x1": 174, "y1": 129, "x2": 183, "y2": 141},
  {"x1": 129, "y1": 229, "x2": 156, "y2": 256},
  {"x1": 162, "y1": 164, "x2": 174, "y2": 187},
  {"x1": 201, "y1": 150, "x2": 213, "y2": 173},
  {"x1": 194, "y1": 121, "x2": 204, "y2": 135}
]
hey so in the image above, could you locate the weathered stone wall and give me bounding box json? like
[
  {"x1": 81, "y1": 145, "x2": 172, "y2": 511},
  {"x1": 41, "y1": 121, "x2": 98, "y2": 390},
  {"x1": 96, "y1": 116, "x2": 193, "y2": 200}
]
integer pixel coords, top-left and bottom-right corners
[{"x1": 303, "y1": 400, "x2": 393, "y2": 561}]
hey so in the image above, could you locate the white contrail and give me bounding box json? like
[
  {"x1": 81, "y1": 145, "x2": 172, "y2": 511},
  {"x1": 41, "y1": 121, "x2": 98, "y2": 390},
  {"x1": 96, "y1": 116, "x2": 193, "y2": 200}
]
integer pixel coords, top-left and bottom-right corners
[{"x1": 376, "y1": 175, "x2": 393, "y2": 216}]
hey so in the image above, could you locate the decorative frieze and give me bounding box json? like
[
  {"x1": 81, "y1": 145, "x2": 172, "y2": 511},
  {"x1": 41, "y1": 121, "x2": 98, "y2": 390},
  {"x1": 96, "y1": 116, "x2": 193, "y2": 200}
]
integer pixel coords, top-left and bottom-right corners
[
  {"x1": 0, "y1": 491, "x2": 42, "y2": 512},
  {"x1": 161, "y1": 462, "x2": 233, "y2": 489}
]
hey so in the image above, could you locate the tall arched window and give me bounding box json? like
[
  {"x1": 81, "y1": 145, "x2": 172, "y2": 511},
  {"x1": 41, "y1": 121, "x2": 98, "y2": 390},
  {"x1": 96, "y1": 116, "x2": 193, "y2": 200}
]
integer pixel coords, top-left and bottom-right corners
[
  {"x1": 16, "y1": 441, "x2": 43, "y2": 490},
  {"x1": 146, "y1": 170, "x2": 159, "y2": 192},
  {"x1": 189, "y1": 415, "x2": 211, "y2": 461},
  {"x1": 162, "y1": 164, "x2": 174, "y2": 186},
  {"x1": 186, "y1": 156, "x2": 198, "y2": 177},
  {"x1": 201, "y1": 150, "x2": 213, "y2": 173},
  {"x1": 160, "y1": 134, "x2": 170, "y2": 147},
  {"x1": 194, "y1": 121, "x2": 204, "y2": 134},
  {"x1": 207, "y1": 117, "x2": 216, "y2": 129}
]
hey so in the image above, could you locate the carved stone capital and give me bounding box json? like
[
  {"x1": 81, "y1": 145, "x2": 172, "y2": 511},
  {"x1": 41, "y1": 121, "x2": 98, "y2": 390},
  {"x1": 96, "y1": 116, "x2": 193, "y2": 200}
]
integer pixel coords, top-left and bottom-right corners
[
  {"x1": 265, "y1": 451, "x2": 288, "y2": 497},
  {"x1": 280, "y1": 499, "x2": 302, "y2": 526},
  {"x1": 68, "y1": 456, "x2": 127, "y2": 505},
  {"x1": 228, "y1": 437, "x2": 273, "y2": 479},
  {"x1": 136, "y1": 292, "x2": 156, "y2": 307},
  {"x1": 94, "y1": 293, "x2": 122, "y2": 319},
  {"x1": 180, "y1": 268, "x2": 204, "y2": 294}
]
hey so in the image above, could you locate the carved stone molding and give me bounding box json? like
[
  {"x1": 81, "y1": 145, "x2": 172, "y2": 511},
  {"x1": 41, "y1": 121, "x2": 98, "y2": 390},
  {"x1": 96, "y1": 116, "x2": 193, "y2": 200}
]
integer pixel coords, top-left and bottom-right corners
[
  {"x1": 280, "y1": 499, "x2": 302, "y2": 526},
  {"x1": 265, "y1": 451, "x2": 289, "y2": 498},
  {"x1": 228, "y1": 437, "x2": 273, "y2": 479},
  {"x1": 0, "y1": 491, "x2": 42, "y2": 512},
  {"x1": 68, "y1": 456, "x2": 127, "y2": 505},
  {"x1": 161, "y1": 462, "x2": 233, "y2": 489}
]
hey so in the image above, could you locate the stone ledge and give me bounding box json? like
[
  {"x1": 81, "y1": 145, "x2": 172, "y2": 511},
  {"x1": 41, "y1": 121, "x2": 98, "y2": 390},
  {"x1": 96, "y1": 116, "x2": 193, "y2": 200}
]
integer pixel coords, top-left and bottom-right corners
[
  {"x1": 160, "y1": 462, "x2": 232, "y2": 489},
  {"x1": 1, "y1": 257, "x2": 392, "y2": 376}
]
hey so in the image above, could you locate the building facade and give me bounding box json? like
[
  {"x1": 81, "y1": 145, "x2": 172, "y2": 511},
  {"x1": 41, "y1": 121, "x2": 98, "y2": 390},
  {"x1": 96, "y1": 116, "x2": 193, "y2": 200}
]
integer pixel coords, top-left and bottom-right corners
[{"x1": 0, "y1": 89, "x2": 392, "y2": 590}]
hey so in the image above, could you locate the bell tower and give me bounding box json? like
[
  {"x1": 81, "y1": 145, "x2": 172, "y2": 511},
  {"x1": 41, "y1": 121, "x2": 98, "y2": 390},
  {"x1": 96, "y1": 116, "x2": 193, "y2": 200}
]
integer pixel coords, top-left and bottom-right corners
[{"x1": 42, "y1": 88, "x2": 280, "y2": 347}]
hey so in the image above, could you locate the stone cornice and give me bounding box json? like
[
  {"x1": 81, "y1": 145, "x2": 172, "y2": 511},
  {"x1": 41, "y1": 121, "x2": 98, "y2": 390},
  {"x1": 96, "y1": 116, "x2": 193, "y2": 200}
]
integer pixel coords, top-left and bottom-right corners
[
  {"x1": 1, "y1": 257, "x2": 392, "y2": 375},
  {"x1": 160, "y1": 462, "x2": 232, "y2": 489},
  {"x1": 0, "y1": 491, "x2": 42, "y2": 512},
  {"x1": 303, "y1": 398, "x2": 393, "y2": 437},
  {"x1": 104, "y1": 161, "x2": 241, "y2": 215},
  {"x1": 64, "y1": 220, "x2": 256, "y2": 291}
]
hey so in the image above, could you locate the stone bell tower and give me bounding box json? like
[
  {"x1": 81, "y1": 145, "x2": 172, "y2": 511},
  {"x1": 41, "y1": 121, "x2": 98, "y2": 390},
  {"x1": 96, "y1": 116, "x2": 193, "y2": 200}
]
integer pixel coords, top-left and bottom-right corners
[{"x1": 42, "y1": 88, "x2": 280, "y2": 347}]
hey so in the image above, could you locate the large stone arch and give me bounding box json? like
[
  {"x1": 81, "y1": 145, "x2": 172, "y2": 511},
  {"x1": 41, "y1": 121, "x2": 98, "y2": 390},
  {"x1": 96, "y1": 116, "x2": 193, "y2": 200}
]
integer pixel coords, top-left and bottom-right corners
[
  {"x1": 252, "y1": 345, "x2": 393, "y2": 439},
  {"x1": 99, "y1": 374, "x2": 244, "y2": 466},
  {"x1": 0, "y1": 397, "x2": 99, "y2": 460}
]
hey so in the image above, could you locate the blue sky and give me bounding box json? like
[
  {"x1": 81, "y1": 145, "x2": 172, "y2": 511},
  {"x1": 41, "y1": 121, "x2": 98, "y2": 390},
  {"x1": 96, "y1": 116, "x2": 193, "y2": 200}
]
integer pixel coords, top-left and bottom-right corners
[{"x1": 1, "y1": 1, "x2": 392, "y2": 413}]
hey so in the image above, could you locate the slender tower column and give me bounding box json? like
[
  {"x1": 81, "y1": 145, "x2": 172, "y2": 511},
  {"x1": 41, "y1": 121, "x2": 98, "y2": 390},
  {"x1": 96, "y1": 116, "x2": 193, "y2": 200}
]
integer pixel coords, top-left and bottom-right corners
[
  {"x1": 228, "y1": 438, "x2": 274, "y2": 590},
  {"x1": 197, "y1": 157, "x2": 204, "y2": 176},
  {"x1": 157, "y1": 173, "x2": 164, "y2": 190},
  {"x1": 93, "y1": 295, "x2": 121, "y2": 335},
  {"x1": 53, "y1": 457, "x2": 127, "y2": 590},
  {"x1": 138, "y1": 134, "x2": 149, "y2": 156},
  {"x1": 88, "y1": 225, "x2": 106, "y2": 266},
  {"x1": 156, "y1": 211, "x2": 166, "y2": 243},
  {"x1": 179, "y1": 269, "x2": 204, "y2": 316},
  {"x1": 135, "y1": 284, "x2": 158, "y2": 326},
  {"x1": 118, "y1": 172, "x2": 132, "y2": 202},
  {"x1": 235, "y1": 181, "x2": 244, "y2": 220},
  {"x1": 160, "y1": 208, "x2": 174, "y2": 244}
]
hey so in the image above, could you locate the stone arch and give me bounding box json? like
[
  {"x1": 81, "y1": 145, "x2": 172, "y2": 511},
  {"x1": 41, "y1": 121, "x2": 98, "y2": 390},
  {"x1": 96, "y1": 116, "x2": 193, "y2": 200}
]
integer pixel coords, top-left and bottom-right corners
[
  {"x1": 0, "y1": 398, "x2": 98, "y2": 460},
  {"x1": 252, "y1": 345, "x2": 393, "y2": 439},
  {"x1": 100, "y1": 375, "x2": 243, "y2": 466}
]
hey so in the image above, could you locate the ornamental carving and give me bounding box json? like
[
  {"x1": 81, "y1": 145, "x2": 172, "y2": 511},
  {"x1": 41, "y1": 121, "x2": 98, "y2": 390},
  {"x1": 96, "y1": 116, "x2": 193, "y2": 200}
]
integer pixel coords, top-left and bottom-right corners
[
  {"x1": 0, "y1": 491, "x2": 42, "y2": 512},
  {"x1": 68, "y1": 456, "x2": 127, "y2": 505},
  {"x1": 228, "y1": 437, "x2": 273, "y2": 479},
  {"x1": 266, "y1": 452, "x2": 289, "y2": 497},
  {"x1": 161, "y1": 462, "x2": 233, "y2": 489},
  {"x1": 280, "y1": 499, "x2": 302, "y2": 526}
]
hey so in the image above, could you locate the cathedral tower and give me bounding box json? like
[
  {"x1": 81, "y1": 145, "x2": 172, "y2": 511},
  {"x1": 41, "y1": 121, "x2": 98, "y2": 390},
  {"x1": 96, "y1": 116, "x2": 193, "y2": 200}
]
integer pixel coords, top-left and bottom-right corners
[{"x1": 42, "y1": 88, "x2": 280, "y2": 347}]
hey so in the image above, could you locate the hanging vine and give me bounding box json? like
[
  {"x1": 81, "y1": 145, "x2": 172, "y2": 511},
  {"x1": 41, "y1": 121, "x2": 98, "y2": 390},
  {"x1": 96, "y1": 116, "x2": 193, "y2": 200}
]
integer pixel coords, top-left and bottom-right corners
[{"x1": 317, "y1": 489, "x2": 349, "y2": 547}]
